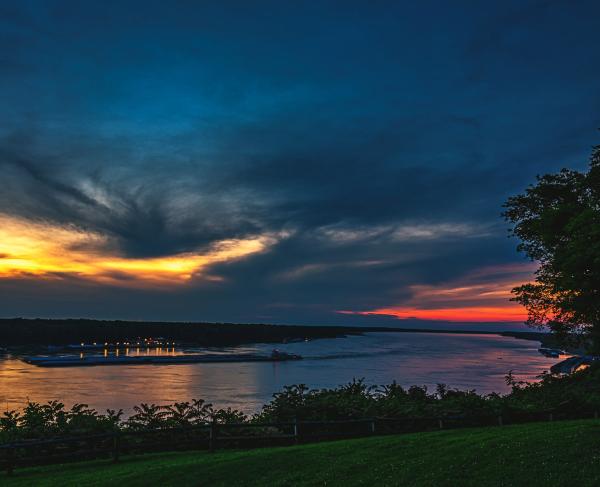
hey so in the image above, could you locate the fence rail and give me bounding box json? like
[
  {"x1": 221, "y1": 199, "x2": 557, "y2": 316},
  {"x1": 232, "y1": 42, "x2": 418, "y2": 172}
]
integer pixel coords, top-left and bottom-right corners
[{"x1": 1, "y1": 409, "x2": 598, "y2": 475}]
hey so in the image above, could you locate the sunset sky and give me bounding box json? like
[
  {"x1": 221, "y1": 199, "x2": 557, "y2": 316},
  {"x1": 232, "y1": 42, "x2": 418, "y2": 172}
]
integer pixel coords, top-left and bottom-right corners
[{"x1": 1, "y1": 1, "x2": 599, "y2": 328}]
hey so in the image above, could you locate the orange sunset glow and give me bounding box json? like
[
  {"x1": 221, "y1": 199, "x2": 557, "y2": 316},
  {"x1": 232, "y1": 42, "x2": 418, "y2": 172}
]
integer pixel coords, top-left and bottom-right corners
[
  {"x1": 339, "y1": 263, "x2": 536, "y2": 322},
  {"x1": 344, "y1": 306, "x2": 528, "y2": 322},
  {"x1": 0, "y1": 214, "x2": 276, "y2": 286}
]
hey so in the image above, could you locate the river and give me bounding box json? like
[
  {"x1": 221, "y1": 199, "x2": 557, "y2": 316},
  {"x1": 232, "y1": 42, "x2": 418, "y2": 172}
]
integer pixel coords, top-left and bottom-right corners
[{"x1": 0, "y1": 332, "x2": 560, "y2": 415}]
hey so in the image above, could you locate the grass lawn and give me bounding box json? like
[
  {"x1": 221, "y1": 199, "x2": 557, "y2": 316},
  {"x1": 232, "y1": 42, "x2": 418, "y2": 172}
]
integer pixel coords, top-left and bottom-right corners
[{"x1": 4, "y1": 419, "x2": 600, "y2": 486}]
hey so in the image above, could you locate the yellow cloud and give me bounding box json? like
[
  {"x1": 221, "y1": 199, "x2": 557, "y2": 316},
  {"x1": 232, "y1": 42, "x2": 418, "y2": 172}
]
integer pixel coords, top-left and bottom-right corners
[{"x1": 0, "y1": 214, "x2": 274, "y2": 286}]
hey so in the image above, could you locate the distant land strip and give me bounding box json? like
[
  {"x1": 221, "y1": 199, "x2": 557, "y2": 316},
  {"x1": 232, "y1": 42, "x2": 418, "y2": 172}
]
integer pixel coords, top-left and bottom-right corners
[{"x1": 0, "y1": 318, "x2": 550, "y2": 348}]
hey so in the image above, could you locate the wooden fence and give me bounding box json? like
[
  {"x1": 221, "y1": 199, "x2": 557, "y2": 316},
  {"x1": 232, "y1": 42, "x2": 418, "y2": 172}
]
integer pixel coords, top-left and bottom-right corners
[{"x1": 1, "y1": 409, "x2": 598, "y2": 475}]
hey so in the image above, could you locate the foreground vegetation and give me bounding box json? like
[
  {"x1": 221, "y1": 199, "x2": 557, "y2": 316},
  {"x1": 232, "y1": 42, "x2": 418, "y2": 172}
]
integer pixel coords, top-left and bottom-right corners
[
  {"x1": 3, "y1": 419, "x2": 600, "y2": 486},
  {"x1": 3, "y1": 364, "x2": 600, "y2": 443}
]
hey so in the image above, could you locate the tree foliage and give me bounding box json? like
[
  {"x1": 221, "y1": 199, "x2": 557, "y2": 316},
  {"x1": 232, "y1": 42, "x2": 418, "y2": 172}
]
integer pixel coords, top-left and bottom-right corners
[{"x1": 503, "y1": 144, "x2": 600, "y2": 349}]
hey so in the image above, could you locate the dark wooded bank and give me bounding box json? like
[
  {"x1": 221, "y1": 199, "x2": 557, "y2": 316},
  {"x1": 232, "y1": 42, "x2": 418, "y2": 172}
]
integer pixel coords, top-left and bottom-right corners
[
  {"x1": 0, "y1": 318, "x2": 551, "y2": 347},
  {"x1": 0, "y1": 319, "x2": 364, "y2": 346}
]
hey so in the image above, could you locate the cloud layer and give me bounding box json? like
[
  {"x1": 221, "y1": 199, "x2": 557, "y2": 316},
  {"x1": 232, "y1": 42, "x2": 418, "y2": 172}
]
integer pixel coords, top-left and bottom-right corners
[{"x1": 0, "y1": 0, "x2": 599, "y2": 325}]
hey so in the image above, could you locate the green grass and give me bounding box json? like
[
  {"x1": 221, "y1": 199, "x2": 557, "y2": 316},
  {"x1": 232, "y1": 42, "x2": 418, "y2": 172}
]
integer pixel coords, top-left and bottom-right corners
[{"x1": 4, "y1": 420, "x2": 600, "y2": 486}]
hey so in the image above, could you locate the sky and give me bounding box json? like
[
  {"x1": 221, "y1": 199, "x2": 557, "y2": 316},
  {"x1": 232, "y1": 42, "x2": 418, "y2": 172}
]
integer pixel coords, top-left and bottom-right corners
[{"x1": 0, "y1": 0, "x2": 599, "y2": 329}]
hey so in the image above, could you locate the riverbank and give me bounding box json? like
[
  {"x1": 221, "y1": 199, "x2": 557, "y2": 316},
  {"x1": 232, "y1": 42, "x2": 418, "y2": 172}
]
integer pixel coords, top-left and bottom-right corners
[
  {"x1": 0, "y1": 318, "x2": 364, "y2": 347},
  {"x1": 4, "y1": 419, "x2": 600, "y2": 486},
  {"x1": 0, "y1": 318, "x2": 551, "y2": 349}
]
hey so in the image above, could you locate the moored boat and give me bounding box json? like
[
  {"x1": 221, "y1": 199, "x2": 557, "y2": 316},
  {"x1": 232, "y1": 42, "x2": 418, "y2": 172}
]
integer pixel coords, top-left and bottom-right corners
[{"x1": 538, "y1": 347, "x2": 564, "y2": 358}]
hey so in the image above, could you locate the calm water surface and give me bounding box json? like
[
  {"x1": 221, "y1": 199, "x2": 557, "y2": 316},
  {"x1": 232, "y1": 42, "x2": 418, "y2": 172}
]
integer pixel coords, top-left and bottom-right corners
[{"x1": 0, "y1": 332, "x2": 560, "y2": 415}]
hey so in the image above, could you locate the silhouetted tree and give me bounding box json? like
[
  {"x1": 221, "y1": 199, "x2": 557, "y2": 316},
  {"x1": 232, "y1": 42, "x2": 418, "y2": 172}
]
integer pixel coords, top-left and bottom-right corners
[{"x1": 504, "y1": 144, "x2": 600, "y2": 351}]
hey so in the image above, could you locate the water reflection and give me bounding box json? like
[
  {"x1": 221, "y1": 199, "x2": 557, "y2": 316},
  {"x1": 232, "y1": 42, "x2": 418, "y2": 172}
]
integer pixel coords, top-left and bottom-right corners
[{"x1": 0, "y1": 332, "x2": 559, "y2": 415}]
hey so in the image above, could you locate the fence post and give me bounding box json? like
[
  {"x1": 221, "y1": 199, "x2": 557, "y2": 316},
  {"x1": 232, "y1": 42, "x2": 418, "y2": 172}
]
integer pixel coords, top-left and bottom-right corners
[
  {"x1": 209, "y1": 421, "x2": 217, "y2": 453},
  {"x1": 112, "y1": 431, "x2": 121, "y2": 463},
  {"x1": 548, "y1": 413, "x2": 554, "y2": 422},
  {"x1": 497, "y1": 415, "x2": 503, "y2": 426},
  {"x1": 438, "y1": 419, "x2": 444, "y2": 430},
  {"x1": 293, "y1": 417, "x2": 299, "y2": 445},
  {"x1": 370, "y1": 419, "x2": 376, "y2": 435}
]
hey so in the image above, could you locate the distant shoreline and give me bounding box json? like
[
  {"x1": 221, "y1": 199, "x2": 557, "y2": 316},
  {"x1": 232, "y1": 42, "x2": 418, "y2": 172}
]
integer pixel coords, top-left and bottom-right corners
[
  {"x1": 347, "y1": 326, "x2": 553, "y2": 348},
  {"x1": 0, "y1": 318, "x2": 550, "y2": 348},
  {"x1": 367, "y1": 326, "x2": 550, "y2": 339}
]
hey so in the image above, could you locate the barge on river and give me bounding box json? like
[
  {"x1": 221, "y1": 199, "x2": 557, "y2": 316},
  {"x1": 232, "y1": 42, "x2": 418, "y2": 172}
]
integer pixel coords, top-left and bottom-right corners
[{"x1": 22, "y1": 350, "x2": 302, "y2": 367}]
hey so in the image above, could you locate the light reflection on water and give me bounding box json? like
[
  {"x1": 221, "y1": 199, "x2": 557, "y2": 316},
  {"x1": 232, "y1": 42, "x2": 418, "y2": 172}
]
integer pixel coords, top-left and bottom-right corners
[{"x1": 0, "y1": 332, "x2": 559, "y2": 415}]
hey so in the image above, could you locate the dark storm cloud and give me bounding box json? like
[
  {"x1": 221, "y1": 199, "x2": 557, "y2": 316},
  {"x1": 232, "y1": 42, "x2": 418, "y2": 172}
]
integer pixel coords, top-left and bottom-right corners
[
  {"x1": 0, "y1": 130, "x2": 267, "y2": 257},
  {"x1": 0, "y1": 0, "x2": 599, "y2": 323}
]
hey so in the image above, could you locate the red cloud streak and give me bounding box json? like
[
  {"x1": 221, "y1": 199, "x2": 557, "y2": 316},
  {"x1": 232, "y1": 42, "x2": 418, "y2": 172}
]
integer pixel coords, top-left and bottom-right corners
[{"x1": 339, "y1": 263, "x2": 536, "y2": 322}]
